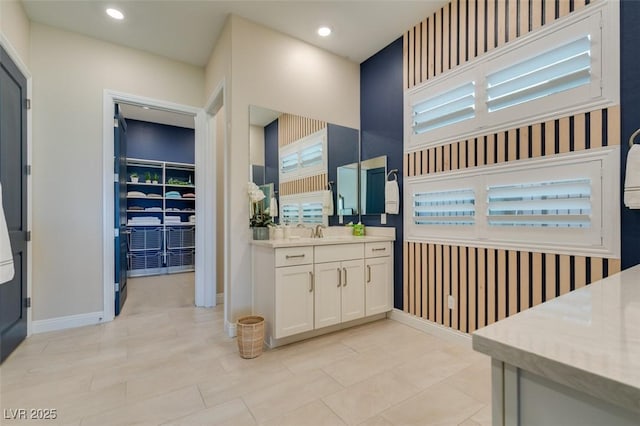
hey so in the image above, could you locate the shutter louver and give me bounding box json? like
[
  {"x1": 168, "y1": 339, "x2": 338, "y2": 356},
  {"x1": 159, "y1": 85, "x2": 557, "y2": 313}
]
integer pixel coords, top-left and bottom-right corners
[
  {"x1": 413, "y1": 189, "x2": 476, "y2": 225},
  {"x1": 487, "y1": 178, "x2": 592, "y2": 228},
  {"x1": 412, "y1": 82, "x2": 476, "y2": 135},
  {"x1": 486, "y1": 36, "x2": 591, "y2": 112}
]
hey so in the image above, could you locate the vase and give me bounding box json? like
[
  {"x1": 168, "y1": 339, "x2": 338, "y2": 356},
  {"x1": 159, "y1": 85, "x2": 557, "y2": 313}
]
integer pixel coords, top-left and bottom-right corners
[{"x1": 252, "y1": 227, "x2": 269, "y2": 240}]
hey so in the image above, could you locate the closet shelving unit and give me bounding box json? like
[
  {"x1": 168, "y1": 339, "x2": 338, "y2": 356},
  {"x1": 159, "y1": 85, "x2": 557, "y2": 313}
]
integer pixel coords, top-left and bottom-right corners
[{"x1": 125, "y1": 158, "x2": 196, "y2": 277}]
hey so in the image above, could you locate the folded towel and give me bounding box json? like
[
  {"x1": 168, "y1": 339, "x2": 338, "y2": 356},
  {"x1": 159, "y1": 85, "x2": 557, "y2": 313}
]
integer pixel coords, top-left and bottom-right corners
[
  {"x1": 385, "y1": 179, "x2": 400, "y2": 214},
  {"x1": 322, "y1": 190, "x2": 333, "y2": 216},
  {"x1": 165, "y1": 191, "x2": 181, "y2": 198},
  {"x1": 182, "y1": 193, "x2": 195, "y2": 198},
  {"x1": 127, "y1": 191, "x2": 146, "y2": 198},
  {"x1": 269, "y1": 195, "x2": 278, "y2": 218},
  {"x1": 147, "y1": 193, "x2": 162, "y2": 198},
  {"x1": 0, "y1": 183, "x2": 14, "y2": 284},
  {"x1": 625, "y1": 145, "x2": 640, "y2": 209}
]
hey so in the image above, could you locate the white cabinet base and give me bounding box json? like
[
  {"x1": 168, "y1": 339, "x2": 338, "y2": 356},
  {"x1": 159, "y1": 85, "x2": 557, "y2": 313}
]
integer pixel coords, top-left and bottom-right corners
[
  {"x1": 492, "y1": 360, "x2": 639, "y2": 426},
  {"x1": 265, "y1": 313, "x2": 387, "y2": 349}
]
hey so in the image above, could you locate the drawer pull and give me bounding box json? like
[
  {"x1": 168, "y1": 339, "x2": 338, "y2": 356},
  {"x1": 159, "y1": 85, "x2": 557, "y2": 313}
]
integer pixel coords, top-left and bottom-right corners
[
  {"x1": 309, "y1": 271, "x2": 314, "y2": 292},
  {"x1": 343, "y1": 267, "x2": 347, "y2": 287},
  {"x1": 286, "y1": 254, "x2": 306, "y2": 259},
  {"x1": 367, "y1": 265, "x2": 371, "y2": 283},
  {"x1": 337, "y1": 268, "x2": 342, "y2": 287},
  {"x1": 372, "y1": 248, "x2": 387, "y2": 252}
]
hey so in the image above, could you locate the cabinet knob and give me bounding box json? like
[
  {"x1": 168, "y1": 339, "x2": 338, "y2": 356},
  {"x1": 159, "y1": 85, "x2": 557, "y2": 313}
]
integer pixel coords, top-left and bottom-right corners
[
  {"x1": 309, "y1": 271, "x2": 314, "y2": 292},
  {"x1": 337, "y1": 268, "x2": 342, "y2": 287},
  {"x1": 367, "y1": 265, "x2": 371, "y2": 283},
  {"x1": 343, "y1": 267, "x2": 347, "y2": 287}
]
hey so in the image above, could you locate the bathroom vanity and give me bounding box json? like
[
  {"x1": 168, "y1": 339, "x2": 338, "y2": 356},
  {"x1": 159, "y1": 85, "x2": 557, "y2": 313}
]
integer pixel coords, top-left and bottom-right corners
[
  {"x1": 473, "y1": 264, "x2": 640, "y2": 426},
  {"x1": 251, "y1": 228, "x2": 394, "y2": 348}
]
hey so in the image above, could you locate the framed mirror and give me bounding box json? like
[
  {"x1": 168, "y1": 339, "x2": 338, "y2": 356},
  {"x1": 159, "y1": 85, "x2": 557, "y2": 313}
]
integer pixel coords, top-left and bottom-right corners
[{"x1": 249, "y1": 105, "x2": 359, "y2": 227}]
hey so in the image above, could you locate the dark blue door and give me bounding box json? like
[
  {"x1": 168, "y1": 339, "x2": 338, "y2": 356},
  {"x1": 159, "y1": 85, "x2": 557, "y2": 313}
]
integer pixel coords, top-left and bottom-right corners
[
  {"x1": 0, "y1": 46, "x2": 28, "y2": 363},
  {"x1": 365, "y1": 167, "x2": 386, "y2": 214},
  {"x1": 114, "y1": 105, "x2": 128, "y2": 315}
]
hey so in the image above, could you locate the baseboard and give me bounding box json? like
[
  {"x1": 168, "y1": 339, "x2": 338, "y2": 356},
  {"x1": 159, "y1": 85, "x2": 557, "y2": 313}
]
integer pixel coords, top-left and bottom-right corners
[
  {"x1": 388, "y1": 309, "x2": 472, "y2": 348},
  {"x1": 216, "y1": 292, "x2": 224, "y2": 305},
  {"x1": 32, "y1": 311, "x2": 106, "y2": 334},
  {"x1": 225, "y1": 319, "x2": 237, "y2": 338}
]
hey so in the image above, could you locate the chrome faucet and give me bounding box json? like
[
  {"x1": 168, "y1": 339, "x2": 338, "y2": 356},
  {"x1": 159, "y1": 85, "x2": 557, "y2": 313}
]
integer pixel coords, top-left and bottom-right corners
[{"x1": 313, "y1": 224, "x2": 326, "y2": 238}]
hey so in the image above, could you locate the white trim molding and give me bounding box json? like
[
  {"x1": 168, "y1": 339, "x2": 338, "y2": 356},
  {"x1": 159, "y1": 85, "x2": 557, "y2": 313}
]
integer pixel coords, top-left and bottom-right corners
[
  {"x1": 388, "y1": 309, "x2": 472, "y2": 348},
  {"x1": 102, "y1": 90, "x2": 208, "y2": 323},
  {"x1": 32, "y1": 311, "x2": 106, "y2": 334}
]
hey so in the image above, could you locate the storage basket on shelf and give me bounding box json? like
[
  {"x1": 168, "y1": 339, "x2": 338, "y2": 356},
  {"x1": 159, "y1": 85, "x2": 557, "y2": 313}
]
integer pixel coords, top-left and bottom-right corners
[{"x1": 236, "y1": 315, "x2": 265, "y2": 359}]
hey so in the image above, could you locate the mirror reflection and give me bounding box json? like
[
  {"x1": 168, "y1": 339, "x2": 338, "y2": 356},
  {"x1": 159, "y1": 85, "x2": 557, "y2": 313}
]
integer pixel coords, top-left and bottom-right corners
[
  {"x1": 337, "y1": 162, "x2": 358, "y2": 215},
  {"x1": 249, "y1": 105, "x2": 360, "y2": 227},
  {"x1": 360, "y1": 155, "x2": 387, "y2": 215}
]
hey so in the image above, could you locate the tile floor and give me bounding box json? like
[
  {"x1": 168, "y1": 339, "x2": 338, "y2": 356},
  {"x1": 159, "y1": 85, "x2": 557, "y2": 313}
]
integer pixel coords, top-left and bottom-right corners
[{"x1": 0, "y1": 273, "x2": 491, "y2": 425}]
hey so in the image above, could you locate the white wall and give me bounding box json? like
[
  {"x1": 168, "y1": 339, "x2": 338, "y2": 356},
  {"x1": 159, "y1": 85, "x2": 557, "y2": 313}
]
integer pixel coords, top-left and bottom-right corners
[
  {"x1": 205, "y1": 15, "x2": 360, "y2": 330},
  {"x1": 30, "y1": 23, "x2": 205, "y2": 321},
  {"x1": 0, "y1": 0, "x2": 30, "y2": 68},
  {"x1": 249, "y1": 125, "x2": 265, "y2": 166}
]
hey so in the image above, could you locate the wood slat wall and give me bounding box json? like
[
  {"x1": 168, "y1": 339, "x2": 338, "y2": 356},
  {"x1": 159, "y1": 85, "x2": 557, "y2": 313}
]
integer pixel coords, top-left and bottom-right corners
[
  {"x1": 279, "y1": 173, "x2": 328, "y2": 196},
  {"x1": 402, "y1": 0, "x2": 622, "y2": 334},
  {"x1": 405, "y1": 106, "x2": 621, "y2": 176},
  {"x1": 404, "y1": 0, "x2": 592, "y2": 90},
  {"x1": 278, "y1": 113, "x2": 327, "y2": 147},
  {"x1": 403, "y1": 243, "x2": 621, "y2": 332}
]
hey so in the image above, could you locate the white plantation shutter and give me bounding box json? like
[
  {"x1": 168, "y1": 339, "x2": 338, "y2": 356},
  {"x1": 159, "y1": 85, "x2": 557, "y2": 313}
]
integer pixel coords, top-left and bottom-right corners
[
  {"x1": 486, "y1": 36, "x2": 591, "y2": 112},
  {"x1": 413, "y1": 189, "x2": 475, "y2": 225},
  {"x1": 412, "y1": 82, "x2": 475, "y2": 135},
  {"x1": 404, "y1": 147, "x2": 619, "y2": 257},
  {"x1": 487, "y1": 179, "x2": 592, "y2": 228},
  {"x1": 301, "y1": 202, "x2": 323, "y2": 224}
]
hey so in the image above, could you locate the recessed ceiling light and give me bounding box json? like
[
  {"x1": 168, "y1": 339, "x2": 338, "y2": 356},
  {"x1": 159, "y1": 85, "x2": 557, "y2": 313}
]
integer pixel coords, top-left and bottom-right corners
[
  {"x1": 106, "y1": 8, "x2": 124, "y2": 20},
  {"x1": 317, "y1": 26, "x2": 332, "y2": 37}
]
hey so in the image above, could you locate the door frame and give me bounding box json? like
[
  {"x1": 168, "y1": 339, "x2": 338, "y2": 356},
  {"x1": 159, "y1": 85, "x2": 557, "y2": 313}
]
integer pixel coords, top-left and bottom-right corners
[
  {"x1": 0, "y1": 34, "x2": 32, "y2": 337},
  {"x1": 203, "y1": 80, "x2": 229, "y2": 334},
  {"x1": 102, "y1": 90, "x2": 213, "y2": 321}
]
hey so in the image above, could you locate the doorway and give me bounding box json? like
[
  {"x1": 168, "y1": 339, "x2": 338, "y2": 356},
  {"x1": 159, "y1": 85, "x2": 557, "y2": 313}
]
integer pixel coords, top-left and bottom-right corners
[
  {"x1": 103, "y1": 90, "x2": 215, "y2": 323},
  {"x1": 114, "y1": 103, "x2": 198, "y2": 316}
]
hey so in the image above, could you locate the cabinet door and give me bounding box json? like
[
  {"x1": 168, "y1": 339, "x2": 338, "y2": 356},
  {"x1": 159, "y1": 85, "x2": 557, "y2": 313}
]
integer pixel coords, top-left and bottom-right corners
[
  {"x1": 314, "y1": 261, "x2": 342, "y2": 329},
  {"x1": 275, "y1": 264, "x2": 314, "y2": 338},
  {"x1": 365, "y1": 257, "x2": 392, "y2": 316},
  {"x1": 341, "y1": 259, "x2": 365, "y2": 322}
]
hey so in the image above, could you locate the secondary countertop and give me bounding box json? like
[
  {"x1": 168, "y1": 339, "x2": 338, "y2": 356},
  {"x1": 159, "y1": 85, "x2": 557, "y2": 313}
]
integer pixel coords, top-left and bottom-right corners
[{"x1": 472, "y1": 264, "x2": 640, "y2": 414}]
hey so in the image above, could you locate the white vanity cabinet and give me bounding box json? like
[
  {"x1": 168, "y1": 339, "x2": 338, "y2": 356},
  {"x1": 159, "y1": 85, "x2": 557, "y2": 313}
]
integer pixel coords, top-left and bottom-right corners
[
  {"x1": 364, "y1": 242, "x2": 393, "y2": 316},
  {"x1": 314, "y1": 244, "x2": 365, "y2": 329},
  {"x1": 252, "y1": 236, "x2": 394, "y2": 348},
  {"x1": 273, "y1": 246, "x2": 314, "y2": 338}
]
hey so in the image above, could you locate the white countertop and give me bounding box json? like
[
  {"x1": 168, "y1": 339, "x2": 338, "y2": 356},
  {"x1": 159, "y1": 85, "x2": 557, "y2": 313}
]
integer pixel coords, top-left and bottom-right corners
[
  {"x1": 250, "y1": 226, "x2": 395, "y2": 248},
  {"x1": 251, "y1": 235, "x2": 394, "y2": 248},
  {"x1": 472, "y1": 264, "x2": 640, "y2": 414}
]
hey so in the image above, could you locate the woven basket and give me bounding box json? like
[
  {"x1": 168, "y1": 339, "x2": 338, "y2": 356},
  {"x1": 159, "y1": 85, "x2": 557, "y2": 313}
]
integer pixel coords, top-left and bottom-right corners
[{"x1": 236, "y1": 315, "x2": 265, "y2": 359}]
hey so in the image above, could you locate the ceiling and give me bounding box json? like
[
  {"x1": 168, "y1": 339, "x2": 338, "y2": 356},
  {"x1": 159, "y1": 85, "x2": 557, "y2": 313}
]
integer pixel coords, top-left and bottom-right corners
[
  {"x1": 22, "y1": 0, "x2": 448, "y2": 66},
  {"x1": 23, "y1": 1, "x2": 447, "y2": 128}
]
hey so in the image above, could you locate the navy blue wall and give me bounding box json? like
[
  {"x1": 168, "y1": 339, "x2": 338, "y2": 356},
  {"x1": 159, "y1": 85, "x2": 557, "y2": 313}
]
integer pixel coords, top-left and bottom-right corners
[
  {"x1": 328, "y1": 123, "x2": 360, "y2": 226},
  {"x1": 620, "y1": 0, "x2": 640, "y2": 269},
  {"x1": 264, "y1": 119, "x2": 279, "y2": 195},
  {"x1": 126, "y1": 119, "x2": 195, "y2": 164},
  {"x1": 360, "y1": 37, "x2": 405, "y2": 309}
]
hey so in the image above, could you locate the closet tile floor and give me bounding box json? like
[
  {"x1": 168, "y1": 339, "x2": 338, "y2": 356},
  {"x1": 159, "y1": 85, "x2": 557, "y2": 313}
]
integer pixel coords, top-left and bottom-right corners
[{"x1": 0, "y1": 273, "x2": 491, "y2": 425}]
